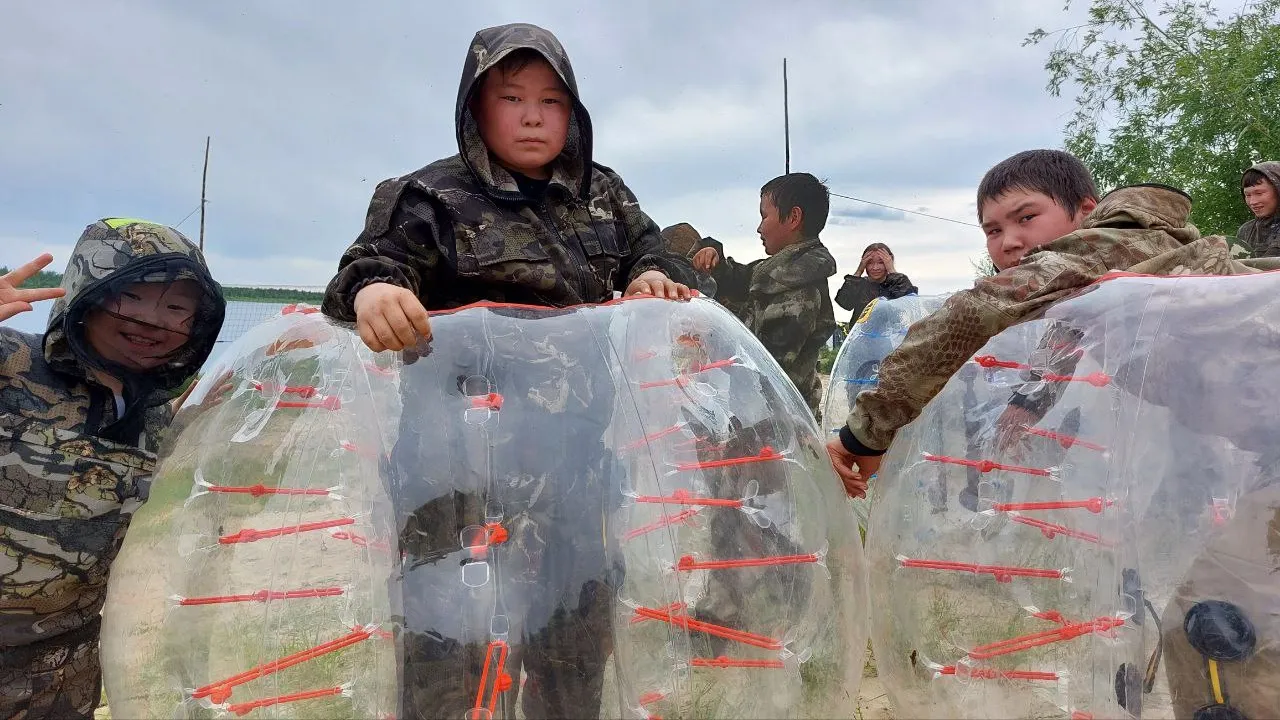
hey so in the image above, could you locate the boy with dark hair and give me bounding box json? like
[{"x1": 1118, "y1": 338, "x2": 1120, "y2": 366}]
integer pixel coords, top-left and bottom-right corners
[
  {"x1": 322, "y1": 22, "x2": 693, "y2": 719},
  {"x1": 322, "y1": 27, "x2": 692, "y2": 347},
  {"x1": 827, "y1": 149, "x2": 1280, "y2": 719},
  {"x1": 1238, "y1": 161, "x2": 1280, "y2": 258},
  {"x1": 691, "y1": 172, "x2": 837, "y2": 415},
  {"x1": 1, "y1": 220, "x2": 224, "y2": 719}
]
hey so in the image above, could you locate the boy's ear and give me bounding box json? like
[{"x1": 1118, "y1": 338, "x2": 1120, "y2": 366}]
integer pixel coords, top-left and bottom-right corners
[
  {"x1": 1077, "y1": 197, "x2": 1099, "y2": 219},
  {"x1": 786, "y1": 206, "x2": 804, "y2": 231}
]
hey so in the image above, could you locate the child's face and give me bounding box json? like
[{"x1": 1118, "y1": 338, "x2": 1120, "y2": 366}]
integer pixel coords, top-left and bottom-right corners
[
  {"x1": 864, "y1": 250, "x2": 891, "y2": 282},
  {"x1": 472, "y1": 58, "x2": 571, "y2": 181},
  {"x1": 85, "y1": 280, "x2": 201, "y2": 371},
  {"x1": 1244, "y1": 180, "x2": 1277, "y2": 218},
  {"x1": 980, "y1": 189, "x2": 1097, "y2": 271},
  {"x1": 757, "y1": 194, "x2": 800, "y2": 256}
]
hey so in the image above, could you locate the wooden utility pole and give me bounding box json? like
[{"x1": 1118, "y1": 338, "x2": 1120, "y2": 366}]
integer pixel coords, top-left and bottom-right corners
[
  {"x1": 199, "y1": 136, "x2": 210, "y2": 252},
  {"x1": 783, "y1": 59, "x2": 791, "y2": 174}
]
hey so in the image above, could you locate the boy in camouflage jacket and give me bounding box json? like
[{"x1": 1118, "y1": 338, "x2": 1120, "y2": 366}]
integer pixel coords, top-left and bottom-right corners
[
  {"x1": 691, "y1": 173, "x2": 837, "y2": 416},
  {"x1": 827, "y1": 149, "x2": 1280, "y2": 719},
  {"x1": 0, "y1": 220, "x2": 224, "y2": 719},
  {"x1": 321, "y1": 23, "x2": 693, "y2": 719}
]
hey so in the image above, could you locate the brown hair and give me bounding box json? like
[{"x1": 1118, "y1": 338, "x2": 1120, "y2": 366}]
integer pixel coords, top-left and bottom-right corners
[
  {"x1": 977, "y1": 149, "x2": 1098, "y2": 222},
  {"x1": 862, "y1": 242, "x2": 893, "y2": 259},
  {"x1": 761, "y1": 173, "x2": 830, "y2": 236}
]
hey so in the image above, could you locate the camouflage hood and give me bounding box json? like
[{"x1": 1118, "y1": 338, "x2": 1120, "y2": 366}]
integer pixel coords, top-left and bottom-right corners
[
  {"x1": 661, "y1": 223, "x2": 703, "y2": 259},
  {"x1": 456, "y1": 23, "x2": 593, "y2": 200},
  {"x1": 1240, "y1": 160, "x2": 1280, "y2": 213},
  {"x1": 1080, "y1": 183, "x2": 1200, "y2": 244},
  {"x1": 44, "y1": 218, "x2": 225, "y2": 396},
  {"x1": 751, "y1": 238, "x2": 837, "y2": 295}
]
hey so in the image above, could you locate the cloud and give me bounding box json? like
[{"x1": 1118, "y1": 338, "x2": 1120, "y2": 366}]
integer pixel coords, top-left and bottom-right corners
[
  {"x1": 829, "y1": 204, "x2": 908, "y2": 224},
  {"x1": 1, "y1": 0, "x2": 1089, "y2": 303}
]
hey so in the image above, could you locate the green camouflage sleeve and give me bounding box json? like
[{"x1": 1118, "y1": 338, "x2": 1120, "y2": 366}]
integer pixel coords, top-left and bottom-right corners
[
  {"x1": 844, "y1": 248, "x2": 1108, "y2": 454},
  {"x1": 599, "y1": 168, "x2": 697, "y2": 288},
  {"x1": 321, "y1": 179, "x2": 442, "y2": 321}
]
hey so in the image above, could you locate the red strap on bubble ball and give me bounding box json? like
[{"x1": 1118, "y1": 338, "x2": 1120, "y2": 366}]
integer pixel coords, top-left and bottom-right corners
[
  {"x1": 218, "y1": 517, "x2": 354, "y2": 545},
  {"x1": 692, "y1": 656, "x2": 784, "y2": 669},
  {"x1": 178, "y1": 586, "x2": 345, "y2": 606},
  {"x1": 192, "y1": 627, "x2": 373, "y2": 703},
  {"x1": 474, "y1": 640, "x2": 513, "y2": 716},
  {"x1": 227, "y1": 686, "x2": 344, "y2": 716},
  {"x1": 675, "y1": 446, "x2": 781, "y2": 472},
  {"x1": 624, "y1": 508, "x2": 701, "y2": 541}
]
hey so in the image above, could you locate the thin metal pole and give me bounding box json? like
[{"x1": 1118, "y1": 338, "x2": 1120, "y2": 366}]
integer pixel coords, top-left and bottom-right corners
[
  {"x1": 783, "y1": 58, "x2": 790, "y2": 174},
  {"x1": 199, "y1": 136, "x2": 210, "y2": 252}
]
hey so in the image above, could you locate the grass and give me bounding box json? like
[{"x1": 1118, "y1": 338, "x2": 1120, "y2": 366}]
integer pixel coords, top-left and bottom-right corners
[{"x1": 103, "y1": 356, "x2": 402, "y2": 719}]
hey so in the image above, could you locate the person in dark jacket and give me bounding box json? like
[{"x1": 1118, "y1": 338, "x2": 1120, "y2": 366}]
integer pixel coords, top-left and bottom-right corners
[
  {"x1": 321, "y1": 23, "x2": 695, "y2": 719},
  {"x1": 0, "y1": 220, "x2": 224, "y2": 719},
  {"x1": 321, "y1": 23, "x2": 692, "y2": 342},
  {"x1": 834, "y1": 243, "x2": 918, "y2": 328},
  {"x1": 1237, "y1": 161, "x2": 1280, "y2": 258}
]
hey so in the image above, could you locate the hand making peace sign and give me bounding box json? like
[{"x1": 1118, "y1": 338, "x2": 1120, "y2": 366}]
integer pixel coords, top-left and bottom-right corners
[{"x1": 1, "y1": 254, "x2": 67, "y2": 323}]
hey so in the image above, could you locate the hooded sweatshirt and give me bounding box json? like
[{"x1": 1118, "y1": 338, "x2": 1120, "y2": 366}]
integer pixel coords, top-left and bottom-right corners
[
  {"x1": 1, "y1": 218, "x2": 223, "y2": 648},
  {"x1": 323, "y1": 23, "x2": 693, "y2": 316},
  {"x1": 841, "y1": 184, "x2": 1280, "y2": 456},
  {"x1": 699, "y1": 236, "x2": 837, "y2": 414},
  {"x1": 1236, "y1": 160, "x2": 1280, "y2": 258}
]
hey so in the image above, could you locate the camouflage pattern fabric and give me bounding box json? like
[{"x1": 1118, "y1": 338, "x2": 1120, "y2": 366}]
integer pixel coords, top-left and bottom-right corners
[
  {"x1": 660, "y1": 223, "x2": 702, "y2": 259},
  {"x1": 322, "y1": 22, "x2": 694, "y2": 317},
  {"x1": 0, "y1": 618, "x2": 101, "y2": 720},
  {"x1": 705, "y1": 238, "x2": 837, "y2": 416},
  {"x1": 1, "y1": 219, "x2": 222, "y2": 719},
  {"x1": 45, "y1": 218, "x2": 224, "y2": 391},
  {"x1": 844, "y1": 184, "x2": 1280, "y2": 453},
  {"x1": 660, "y1": 223, "x2": 718, "y2": 297},
  {"x1": 1236, "y1": 160, "x2": 1280, "y2": 258}
]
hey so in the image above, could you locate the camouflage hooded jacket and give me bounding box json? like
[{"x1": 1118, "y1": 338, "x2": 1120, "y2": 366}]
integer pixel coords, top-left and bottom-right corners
[
  {"x1": 1, "y1": 219, "x2": 223, "y2": 647},
  {"x1": 841, "y1": 184, "x2": 1280, "y2": 455},
  {"x1": 322, "y1": 23, "x2": 694, "y2": 317},
  {"x1": 1237, "y1": 160, "x2": 1280, "y2": 258},
  {"x1": 701, "y1": 237, "x2": 837, "y2": 414}
]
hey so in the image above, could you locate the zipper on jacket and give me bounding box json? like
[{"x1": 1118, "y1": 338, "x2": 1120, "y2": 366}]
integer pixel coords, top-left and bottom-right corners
[{"x1": 536, "y1": 198, "x2": 591, "y2": 303}]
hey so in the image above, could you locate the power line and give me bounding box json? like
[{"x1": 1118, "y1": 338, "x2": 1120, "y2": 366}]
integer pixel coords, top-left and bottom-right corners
[
  {"x1": 173, "y1": 203, "x2": 203, "y2": 230},
  {"x1": 829, "y1": 191, "x2": 979, "y2": 228}
]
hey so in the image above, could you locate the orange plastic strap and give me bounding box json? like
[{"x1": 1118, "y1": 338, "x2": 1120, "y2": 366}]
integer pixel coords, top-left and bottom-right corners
[{"x1": 474, "y1": 640, "x2": 513, "y2": 715}]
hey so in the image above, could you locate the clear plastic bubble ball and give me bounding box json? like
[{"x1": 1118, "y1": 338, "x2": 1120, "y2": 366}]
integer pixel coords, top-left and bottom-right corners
[
  {"x1": 864, "y1": 274, "x2": 1280, "y2": 719},
  {"x1": 823, "y1": 293, "x2": 948, "y2": 526},
  {"x1": 102, "y1": 296, "x2": 867, "y2": 719}
]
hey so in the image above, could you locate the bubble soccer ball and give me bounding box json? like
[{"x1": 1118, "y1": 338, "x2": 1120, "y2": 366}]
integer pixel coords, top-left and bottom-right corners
[
  {"x1": 823, "y1": 293, "x2": 948, "y2": 526},
  {"x1": 102, "y1": 296, "x2": 867, "y2": 719},
  {"x1": 864, "y1": 273, "x2": 1280, "y2": 719}
]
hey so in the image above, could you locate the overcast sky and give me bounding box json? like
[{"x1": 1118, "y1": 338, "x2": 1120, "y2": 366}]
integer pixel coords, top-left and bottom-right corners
[{"x1": 1, "y1": 0, "x2": 1088, "y2": 317}]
